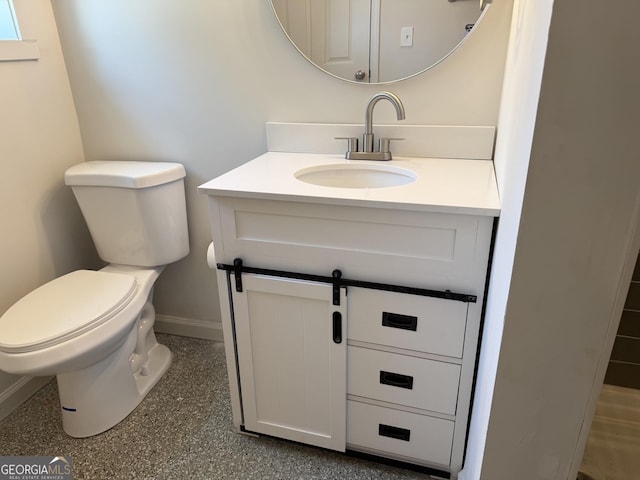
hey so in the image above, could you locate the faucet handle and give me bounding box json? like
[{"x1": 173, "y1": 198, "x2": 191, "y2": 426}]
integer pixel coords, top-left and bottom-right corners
[
  {"x1": 378, "y1": 137, "x2": 404, "y2": 154},
  {"x1": 335, "y1": 137, "x2": 359, "y2": 153}
]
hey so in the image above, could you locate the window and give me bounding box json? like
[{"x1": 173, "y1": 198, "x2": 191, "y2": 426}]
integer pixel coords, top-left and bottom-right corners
[
  {"x1": 0, "y1": 0, "x2": 20, "y2": 40},
  {"x1": 0, "y1": 0, "x2": 39, "y2": 61}
]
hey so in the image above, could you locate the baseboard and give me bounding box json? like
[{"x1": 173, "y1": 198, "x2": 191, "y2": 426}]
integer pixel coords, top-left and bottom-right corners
[
  {"x1": 155, "y1": 314, "x2": 224, "y2": 342},
  {"x1": 0, "y1": 375, "x2": 52, "y2": 422}
]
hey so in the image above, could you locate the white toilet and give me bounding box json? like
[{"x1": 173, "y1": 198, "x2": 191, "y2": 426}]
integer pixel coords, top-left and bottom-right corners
[{"x1": 0, "y1": 161, "x2": 190, "y2": 438}]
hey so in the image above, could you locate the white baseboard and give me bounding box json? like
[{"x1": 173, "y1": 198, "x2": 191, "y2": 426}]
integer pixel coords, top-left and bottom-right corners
[
  {"x1": 0, "y1": 375, "x2": 52, "y2": 422},
  {"x1": 154, "y1": 314, "x2": 224, "y2": 342}
]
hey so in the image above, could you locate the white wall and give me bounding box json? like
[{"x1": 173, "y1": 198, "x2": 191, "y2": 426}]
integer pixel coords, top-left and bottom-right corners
[
  {"x1": 0, "y1": 0, "x2": 96, "y2": 415},
  {"x1": 462, "y1": 0, "x2": 555, "y2": 477},
  {"x1": 470, "y1": 0, "x2": 640, "y2": 478},
  {"x1": 50, "y1": 0, "x2": 514, "y2": 331}
]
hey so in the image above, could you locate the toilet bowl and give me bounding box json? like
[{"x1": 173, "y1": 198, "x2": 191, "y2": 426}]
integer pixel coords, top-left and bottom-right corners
[{"x1": 0, "y1": 161, "x2": 189, "y2": 437}]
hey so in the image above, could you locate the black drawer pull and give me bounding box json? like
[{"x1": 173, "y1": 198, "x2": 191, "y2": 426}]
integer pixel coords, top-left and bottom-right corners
[
  {"x1": 378, "y1": 424, "x2": 411, "y2": 442},
  {"x1": 333, "y1": 311, "x2": 342, "y2": 344},
  {"x1": 379, "y1": 370, "x2": 414, "y2": 390},
  {"x1": 382, "y1": 312, "x2": 418, "y2": 331}
]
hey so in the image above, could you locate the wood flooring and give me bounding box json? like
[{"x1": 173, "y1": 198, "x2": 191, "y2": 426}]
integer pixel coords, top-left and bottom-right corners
[{"x1": 579, "y1": 384, "x2": 640, "y2": 480}]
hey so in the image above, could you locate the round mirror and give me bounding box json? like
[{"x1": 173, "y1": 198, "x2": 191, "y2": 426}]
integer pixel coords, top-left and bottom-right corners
[{"x1": 270, "y1": 0, "x2": 490, "y2": 84}]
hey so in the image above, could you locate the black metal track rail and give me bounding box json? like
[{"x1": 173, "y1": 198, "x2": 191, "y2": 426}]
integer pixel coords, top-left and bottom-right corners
[{"x1": 217, "y1": 258, "x2": 477, "y2": 304}]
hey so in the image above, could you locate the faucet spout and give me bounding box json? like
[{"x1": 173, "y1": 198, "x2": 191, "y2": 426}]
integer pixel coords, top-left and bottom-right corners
[
  {"x1": 338, "y1": 91, "x2": 406, "y2": 161},
  {"x1": 363, "y1": 91, "x2": 405, "y2": 152}
]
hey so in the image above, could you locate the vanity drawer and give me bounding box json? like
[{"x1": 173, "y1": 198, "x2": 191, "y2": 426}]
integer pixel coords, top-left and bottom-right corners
[
  {"x1": 348, "y1": 287, "x2": 467, "y2": 358},
  {"x1": 347, "y1": 400, "x2": 453, "y2": 467},
  {"x1": 348, "y1": 346, "x2": 460, "y2": 415}
]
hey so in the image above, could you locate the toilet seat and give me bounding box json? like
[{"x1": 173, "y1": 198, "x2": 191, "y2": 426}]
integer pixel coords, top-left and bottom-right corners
[{"x1": 0, "y1": 270, "x2": 136, "y2": 354}]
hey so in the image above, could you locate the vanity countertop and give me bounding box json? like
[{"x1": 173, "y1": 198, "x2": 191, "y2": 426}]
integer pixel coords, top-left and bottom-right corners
[{"x1": 198, "y1": 152, "x2": 500, "y2": 216}]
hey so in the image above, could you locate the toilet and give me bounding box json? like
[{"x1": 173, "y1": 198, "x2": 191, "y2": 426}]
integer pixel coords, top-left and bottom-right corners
[{"x1": 0, "y1": 161, "x2": 189, "y2": 438}]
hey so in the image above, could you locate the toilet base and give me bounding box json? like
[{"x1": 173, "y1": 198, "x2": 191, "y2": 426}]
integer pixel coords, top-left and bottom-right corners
[{"x1": 56, "y1": 318, "x2": 172, "y2": 438}]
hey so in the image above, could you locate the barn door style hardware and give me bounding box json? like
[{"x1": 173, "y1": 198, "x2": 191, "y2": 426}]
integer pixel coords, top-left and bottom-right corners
[{"x1": 218, "y1": 258, "x2": 477, "y2": 304}]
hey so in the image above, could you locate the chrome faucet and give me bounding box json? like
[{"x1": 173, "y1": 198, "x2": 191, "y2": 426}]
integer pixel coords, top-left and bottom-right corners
[{"x1": 339, "y1": 91, "x2": 406, "y2": 161}]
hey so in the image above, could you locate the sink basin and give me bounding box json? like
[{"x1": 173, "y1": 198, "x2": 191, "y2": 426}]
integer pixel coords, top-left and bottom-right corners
[{"x1": 294, "y1": 164, "x2": 417, "y2": 189}]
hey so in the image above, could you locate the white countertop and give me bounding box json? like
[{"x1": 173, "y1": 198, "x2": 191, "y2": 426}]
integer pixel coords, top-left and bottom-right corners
[{"x1": 198, "y1": 152, "x2": 501, "y2": 216}]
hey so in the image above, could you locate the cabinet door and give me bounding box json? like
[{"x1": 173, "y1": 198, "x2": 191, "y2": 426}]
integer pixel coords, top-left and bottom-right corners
[{"x1": 232, "y1": 274, "x2": 347, "y2": 451}]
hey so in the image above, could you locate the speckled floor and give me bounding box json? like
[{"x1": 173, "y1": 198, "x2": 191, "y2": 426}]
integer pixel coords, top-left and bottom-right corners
[{"x1": 0, "y1": 334, "x2": 430, "y2": 479}]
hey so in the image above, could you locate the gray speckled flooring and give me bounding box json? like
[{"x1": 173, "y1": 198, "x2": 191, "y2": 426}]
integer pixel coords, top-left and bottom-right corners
[{"x1": 0, "y1": 334, "x2": 429, "y2": 479}]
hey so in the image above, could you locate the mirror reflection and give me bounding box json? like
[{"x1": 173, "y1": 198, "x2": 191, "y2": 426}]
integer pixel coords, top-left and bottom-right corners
[{"x1": 271, "y1": 0, "x2": 488, "y2": 84}]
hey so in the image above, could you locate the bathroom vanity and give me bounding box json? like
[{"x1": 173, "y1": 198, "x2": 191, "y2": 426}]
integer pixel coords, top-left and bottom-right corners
[{"x1": 199, "y1": 125, "x2": 500, "y2": 478}]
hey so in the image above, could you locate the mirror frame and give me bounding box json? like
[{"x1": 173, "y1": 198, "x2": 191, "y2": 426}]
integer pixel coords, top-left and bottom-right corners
[{"x1": 269, "y1": 0, "x2": 492, "y2": 85}]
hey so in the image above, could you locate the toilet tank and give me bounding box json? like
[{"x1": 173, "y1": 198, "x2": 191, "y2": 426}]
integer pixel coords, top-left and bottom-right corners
[{"x1": 64, "y1": 161, "x2": 190, "y2": 267}]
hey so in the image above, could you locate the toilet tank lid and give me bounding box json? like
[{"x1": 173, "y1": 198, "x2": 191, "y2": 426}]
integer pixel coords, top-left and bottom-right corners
[{"x1": 64, "y1": 161, "x2": 186, "y2": 189}]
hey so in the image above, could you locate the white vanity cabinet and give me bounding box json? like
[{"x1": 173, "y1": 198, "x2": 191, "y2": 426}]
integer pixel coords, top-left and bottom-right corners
[{"x1": 203, "y1": 190, "x2": 496, "y2": 478}]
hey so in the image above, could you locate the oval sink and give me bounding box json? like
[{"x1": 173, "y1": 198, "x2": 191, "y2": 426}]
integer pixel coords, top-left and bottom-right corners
[{"x1": 294, "y1": 164, "x2": 417, "y2": 189}]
